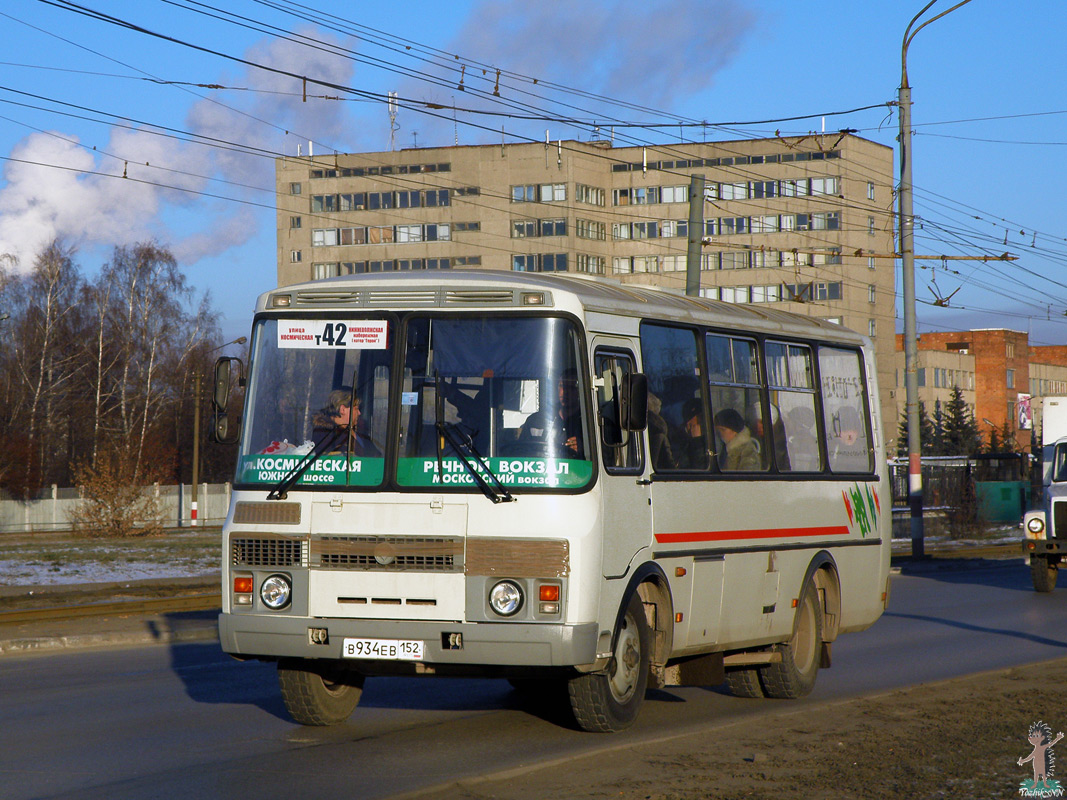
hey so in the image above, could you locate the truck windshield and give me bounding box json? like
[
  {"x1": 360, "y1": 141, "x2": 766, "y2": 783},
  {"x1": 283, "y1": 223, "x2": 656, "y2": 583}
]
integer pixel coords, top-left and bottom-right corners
[
  {"x1": 236, "y1": 317, "x2": 393, "y2": 489},
  {"x1": 1054, "y1": 443, "x2": 1067, "y2": 483},
  {"x1": 396, "y1": 315, "x2": 593, "y2": 490}
]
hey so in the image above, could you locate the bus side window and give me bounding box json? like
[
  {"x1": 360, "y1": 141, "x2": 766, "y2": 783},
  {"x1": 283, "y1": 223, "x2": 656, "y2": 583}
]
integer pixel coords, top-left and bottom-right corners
[
  {"x1": 640, "y1": 324, "x2": 708, "y2": 472},
  {"x1": 819, "y1": 346, "x2": 875, "y2": 474},
  {"x1": 594, "y1": 351, "x2": 642, "y2": 473},
  {"x1": 707, "y1": 334, "x2": 767, "y2": 472},
  {"x1": 766, "y1": 341, "x2": 821, "y2": 472}
]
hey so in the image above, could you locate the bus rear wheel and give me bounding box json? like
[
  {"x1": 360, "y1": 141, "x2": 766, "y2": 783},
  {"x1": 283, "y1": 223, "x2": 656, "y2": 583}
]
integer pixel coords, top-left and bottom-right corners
[
  {"x1": 1031, "y1": 556, "x2": 1058, "y2": 593},
  {"x1": 278, "y1": 659, "x2": 365, "y2": 726},
  {"x1": 568, "y1": 593, "x2": 650, "y2": 732},
  {"x1": 761, "y1": 581, "x2": 823, "y2": 699},
  {"x1": 725, "y1": 667, "x2": 765, "y2": 698}
]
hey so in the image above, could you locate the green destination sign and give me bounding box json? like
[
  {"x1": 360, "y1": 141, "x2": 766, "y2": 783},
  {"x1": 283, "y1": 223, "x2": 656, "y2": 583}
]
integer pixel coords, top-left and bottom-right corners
[
  {"x1": 396, "y1": 457, "x2": 592, "y2": 489},
  {"x1": 238, "y1": 454, "x2": 384, "y2": 487}
]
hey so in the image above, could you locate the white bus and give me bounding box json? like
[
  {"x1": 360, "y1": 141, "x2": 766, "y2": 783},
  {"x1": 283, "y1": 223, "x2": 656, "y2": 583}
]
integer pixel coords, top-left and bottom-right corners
[{"x1": 213, "y1": 269, "x2": 891, "y2": 732}]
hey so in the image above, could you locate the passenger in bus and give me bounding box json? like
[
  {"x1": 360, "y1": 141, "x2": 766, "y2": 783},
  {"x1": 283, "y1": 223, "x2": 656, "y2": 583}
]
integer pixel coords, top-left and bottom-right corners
[
  {"x1": 713, "y1": 408, "x2": 761, "y2": 471},
  {"x1": 748, "y1": 402, "x2": 790, "y2": 470},
  {"x1": 647, "y1": 394, "x2": 677, "y2": 470},
  {"x1": 312, "y1": 389, "x2": 380, "y2": 456},
  {"x1": 518, "y1": 368, "x2": 585, "y2": 458},
  {"x1": 677, "y1": 397, "x2": 710, "y2": 469}
]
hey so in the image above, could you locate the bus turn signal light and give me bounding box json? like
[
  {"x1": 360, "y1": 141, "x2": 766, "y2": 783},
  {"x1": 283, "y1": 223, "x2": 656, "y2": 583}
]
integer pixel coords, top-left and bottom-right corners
[
  {"x1": 234, "y1": 576, "x2": 254, "y2": 594},
  {"x1": 539, "y1": 585, "x2": 560, "y2": 602}
]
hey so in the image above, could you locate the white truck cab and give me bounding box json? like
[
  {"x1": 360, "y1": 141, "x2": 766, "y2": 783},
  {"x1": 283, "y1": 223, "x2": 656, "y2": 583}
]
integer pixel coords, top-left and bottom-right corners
[{"x1": 1023, "y1": 397, "x2": 1067, "y2": 591}]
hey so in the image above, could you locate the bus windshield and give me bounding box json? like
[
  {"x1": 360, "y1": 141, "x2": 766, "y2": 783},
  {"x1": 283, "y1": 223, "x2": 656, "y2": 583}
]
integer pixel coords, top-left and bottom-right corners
[
  {"x1": 234, "y1": 314, "x2": 593, "y2": 492},
  {"x1": 236, "y1": 317, "x2": 393, "y2": 489},
  {"x1": 396, "y1": 315, "x2": 592, "y2": 490}
]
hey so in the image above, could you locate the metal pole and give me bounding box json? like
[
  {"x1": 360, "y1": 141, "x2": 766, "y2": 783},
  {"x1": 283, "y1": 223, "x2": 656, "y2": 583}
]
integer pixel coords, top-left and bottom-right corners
[
  {"x1": 898, "y1": 78, "x2": 923, "y2": 557},
  {"x1": 685, "y1": 174, "x2": 705, "y2": 297},
  {"x1": 898, "y1": 0, "x2": 973, "y2": 559}
]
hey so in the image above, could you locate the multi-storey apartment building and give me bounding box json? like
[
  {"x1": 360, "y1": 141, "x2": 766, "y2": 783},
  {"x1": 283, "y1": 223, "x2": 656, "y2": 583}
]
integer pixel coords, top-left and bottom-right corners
[{"x1": 276, "y1": 133, "x2": 897, "y2": 430}]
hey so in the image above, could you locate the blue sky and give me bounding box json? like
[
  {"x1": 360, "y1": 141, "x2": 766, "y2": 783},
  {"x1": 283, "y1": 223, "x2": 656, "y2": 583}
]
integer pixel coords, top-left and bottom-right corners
[{"x1": 1, "y1": 0, "x2": 1066, "y2": 346}]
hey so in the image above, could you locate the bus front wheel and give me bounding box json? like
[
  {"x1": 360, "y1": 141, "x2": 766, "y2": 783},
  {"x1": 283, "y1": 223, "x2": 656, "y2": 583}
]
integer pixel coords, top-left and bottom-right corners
[
  {"x1": 568, "y1": 593, "x2": 650, "y2": 732},
  {"x1": 761, "y1": 580, "x2": 823, "y2": 699},
  {"x1": 278, "y1": 659, "x2": 365, "y2": 726}
]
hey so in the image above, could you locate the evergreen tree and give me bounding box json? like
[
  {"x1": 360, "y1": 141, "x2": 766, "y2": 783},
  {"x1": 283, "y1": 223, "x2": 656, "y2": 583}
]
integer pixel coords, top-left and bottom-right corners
[
  {"x1": 943, "y1": 386, "x2": 983, "y2": 455},
  {"x1": 930, "y1": 399, "x2": 947, "y2": 455},
  {"x1": 896, "y1": 401, "x2": 935, "y2": 457}
]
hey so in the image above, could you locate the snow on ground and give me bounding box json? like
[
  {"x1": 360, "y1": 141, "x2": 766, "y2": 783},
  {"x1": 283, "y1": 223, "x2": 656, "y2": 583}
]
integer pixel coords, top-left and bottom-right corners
[{"x1": 0, "y1": 559, "x2": 217, "y2": 585}]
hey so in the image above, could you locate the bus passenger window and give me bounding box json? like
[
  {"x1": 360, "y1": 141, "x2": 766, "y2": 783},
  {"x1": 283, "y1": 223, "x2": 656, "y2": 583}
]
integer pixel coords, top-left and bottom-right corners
[
  {"x1": 707, "y1": 334, "x2": 767, "y2": 472},
  {"x1": 819, "y1": 346, "x2": 874, "y2": 474},
  {"x1": 640, "y1": 324, "x2": 708, "y2": 472},
  {"x1": 766, "y1": 340, "x2": 821, "y2": 472}
]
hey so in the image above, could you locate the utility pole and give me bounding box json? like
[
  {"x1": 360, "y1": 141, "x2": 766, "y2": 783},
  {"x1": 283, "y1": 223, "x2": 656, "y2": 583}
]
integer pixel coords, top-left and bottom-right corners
[
  {"x1": 898, "y1": 0, "x2": 973, "y2": 558},
  {"x1": 685, "y1": 174, "x2": 705, "y2": 297}
]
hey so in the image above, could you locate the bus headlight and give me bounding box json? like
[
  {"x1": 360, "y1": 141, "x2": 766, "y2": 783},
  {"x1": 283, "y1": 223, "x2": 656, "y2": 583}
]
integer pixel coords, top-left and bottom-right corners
[
  {"x1": 488, "y1": 580, "x2": 523, "y2": 617},
  {"x1": 260, "y1": 574, "x2": 292, "y2": 610}
]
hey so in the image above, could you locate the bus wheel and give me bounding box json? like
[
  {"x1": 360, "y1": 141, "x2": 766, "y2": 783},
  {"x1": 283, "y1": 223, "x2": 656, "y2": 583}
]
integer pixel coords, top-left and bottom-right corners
[
  {"x1": 568, "y1": 593, "x2": 650, "y2": 732},
  {"x1": 761, "y1": 581, "x2": 822, "y2": 699},
  {"x1": 725, "y1": 667, "x2": 765, "y2": 698},
  {"x1": 1031, "y1": 556, "x2": 1058, "y2": 593},
  {"x1": 277, "y1": 659, "x2": 365, "y2": 726}
]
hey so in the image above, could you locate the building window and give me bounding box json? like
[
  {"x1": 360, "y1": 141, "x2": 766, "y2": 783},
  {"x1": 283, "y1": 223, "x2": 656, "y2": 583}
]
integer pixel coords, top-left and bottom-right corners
[
  {"x1": 540, "y1": 183, "x2": 566, "y2": 202},
  {"x1": 868, "y1": 320, "x2": 876, "y2": 338},
  {"x1": 576, "y1": 184, "x2": 605, "y2": 205},
  {"x1": 868, "y1": 216, "x2": 876, "y2": 235},
  {"x1": 868, "y1": 284, "x2": 876, "y2": 304},
  {"x1": 867, "y1": 181, "x2": 875, "y2": 200},
  {"x1": 661, "y1": 185, "x2": 689, "y2": 203},
  {"x1": 289, "y1": 182, "x2": 301, "y2": 195},
  {"x1": 289, "y1": 216, "x2": 301, "y2": 229},
  {"x1": 1007, "y1": 368, "x2": 1015, "y2": 389},
  {"x1": 290, "y1": 250, "x2": 302, "y2": 263},
  {"x1": 576, "y1": 254, "x2": 605, "y2": 274},
  {"x1": 576, "y1": 219, "x2": 606, "y2": 240},
  {"x1": 1007, "y1": 342, "x2": 1015, "y2": 358},
  {"x1": 868, "y1": 256, "x2": 876, "y2": 270},
  {"x1": 313, "y1": 262, "x2": 339, "y2": 280},
  {"x1": 540, "y1": 218, "x2": 566, "y2": 237}
]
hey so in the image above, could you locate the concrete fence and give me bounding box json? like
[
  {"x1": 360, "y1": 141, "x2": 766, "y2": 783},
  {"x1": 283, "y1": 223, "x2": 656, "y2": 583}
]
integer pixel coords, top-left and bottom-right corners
[{"x1": 0, "y1": 483, "x2": 232, "y2": 533}]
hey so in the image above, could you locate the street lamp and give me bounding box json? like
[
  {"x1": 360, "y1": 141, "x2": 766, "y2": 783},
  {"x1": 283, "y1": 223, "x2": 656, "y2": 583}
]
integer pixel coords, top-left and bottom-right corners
[
  {"x1": 191, "y1": 336, "x2": 247, "y2": 526},
  {"x1": 898, "y1": 0, "x2": 973, "y2": 558}
]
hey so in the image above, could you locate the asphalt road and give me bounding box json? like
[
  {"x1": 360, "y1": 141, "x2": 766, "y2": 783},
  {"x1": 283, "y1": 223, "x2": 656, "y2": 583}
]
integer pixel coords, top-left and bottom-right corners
[{"x1": 2, "y1": 557, "x2": 1065, "y2": 800}]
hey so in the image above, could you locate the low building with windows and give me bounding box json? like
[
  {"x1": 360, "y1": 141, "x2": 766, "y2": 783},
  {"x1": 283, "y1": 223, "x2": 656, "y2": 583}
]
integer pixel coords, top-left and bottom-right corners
[
  {"x1": 275, "y1": 133, "x2": 896, "y2": 430},
  {"x1": 894, "y1": 329, "x2": 1067, "y2": 453}
]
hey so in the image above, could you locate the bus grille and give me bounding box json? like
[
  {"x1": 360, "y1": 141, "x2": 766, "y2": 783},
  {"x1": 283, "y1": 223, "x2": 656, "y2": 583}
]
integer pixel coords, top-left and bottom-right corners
[
  {"x1": 311, "y1": 535, "x2": 462, "y2": 571},
  {"x1": 231, "y1": 536, "x2": 306, "y2": 567}
]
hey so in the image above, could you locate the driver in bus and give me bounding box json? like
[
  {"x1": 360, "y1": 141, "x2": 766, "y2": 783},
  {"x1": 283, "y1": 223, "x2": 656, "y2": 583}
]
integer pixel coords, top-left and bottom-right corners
[
  {"x1": 312, "y1": 389, "x2": 380, "y2": 456},
  {"x1": 519, "y1": 368, "x2": 585, "y2": 458}
]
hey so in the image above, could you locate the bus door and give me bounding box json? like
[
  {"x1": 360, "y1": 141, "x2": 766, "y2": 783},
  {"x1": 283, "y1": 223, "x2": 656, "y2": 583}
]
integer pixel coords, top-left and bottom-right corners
[{"x1": 593, "y1": 342, "x2": 653, "y2": 578}]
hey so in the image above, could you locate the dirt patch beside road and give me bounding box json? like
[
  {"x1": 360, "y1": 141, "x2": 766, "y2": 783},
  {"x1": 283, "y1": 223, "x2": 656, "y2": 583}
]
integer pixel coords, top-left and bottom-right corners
[{"x1": 412, "y1": 658, "x2": 1067, "y2": 800}]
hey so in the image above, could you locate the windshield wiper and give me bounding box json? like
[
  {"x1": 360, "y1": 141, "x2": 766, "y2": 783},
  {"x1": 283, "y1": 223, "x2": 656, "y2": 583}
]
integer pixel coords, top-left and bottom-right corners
[
  {"x1": 434, "y1": 372, "x2": 514, "y2": 504},
  {"x1": 266, "y1": 426, "x2": 345, "y2": 501}
]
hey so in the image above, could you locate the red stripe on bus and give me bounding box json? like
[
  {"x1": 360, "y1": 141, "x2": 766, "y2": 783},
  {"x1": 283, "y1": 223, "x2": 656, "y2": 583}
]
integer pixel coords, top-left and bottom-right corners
[{"x1": 654, "y1": 525, "x2": 850, "y2": 544}]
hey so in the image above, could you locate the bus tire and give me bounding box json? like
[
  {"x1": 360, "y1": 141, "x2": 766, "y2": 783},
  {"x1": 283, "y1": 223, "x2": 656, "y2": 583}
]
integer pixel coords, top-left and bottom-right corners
[
  {"x1": 278, "y1": 659, "x2": 365, "y2": 726},
  {"x1": 567, "y1": 593, "x2": 650, "y2": 732},
  {"x1": 725, "y1": 667, "x2": 765, "y2": 698},
  {"x1": 761, "y1": 581, "x2": 822, "y2": 699},
  {"x1": 1031, "y1": 556, "x2": 1058, "y2": 593}
]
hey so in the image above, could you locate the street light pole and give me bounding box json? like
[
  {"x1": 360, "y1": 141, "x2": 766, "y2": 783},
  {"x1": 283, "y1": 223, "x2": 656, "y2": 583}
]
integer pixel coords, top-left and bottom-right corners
[
  {"x1": 898, "y1": 0, "x2": 972, "y2": 558},
  {"x1": 190, "y1": 336, "x2": 246, "y2": 527}
]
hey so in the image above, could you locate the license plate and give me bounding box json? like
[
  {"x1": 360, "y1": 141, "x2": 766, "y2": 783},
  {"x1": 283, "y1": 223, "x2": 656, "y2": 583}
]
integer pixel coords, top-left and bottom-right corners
[{"x1": 342, "y1": 637, "x2": 424, "y2": 660}]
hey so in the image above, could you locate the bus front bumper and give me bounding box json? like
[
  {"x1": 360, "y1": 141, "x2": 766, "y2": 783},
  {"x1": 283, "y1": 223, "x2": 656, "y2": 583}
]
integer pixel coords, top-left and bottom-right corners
[{"x1": 219, "y1": 612, "x2": 600, "y2": 668}]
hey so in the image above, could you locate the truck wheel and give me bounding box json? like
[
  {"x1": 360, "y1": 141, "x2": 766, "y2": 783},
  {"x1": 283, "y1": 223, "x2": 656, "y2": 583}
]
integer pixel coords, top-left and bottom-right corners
[
  {"x1": 1031, "y1": 556, "x2": 1058, "y2": 593},
  {"x1": 725, "y1": 667, "x2": 765, "y2": 698},
  {"x1": 568, "y1": 593, "x2": 650, "y2": 732},
  {"x1": 761, "y1": 581, "x2": 823, "y2": 699},
  {"x1": 278, "y1": 659, "x2": 365, "y2": 726}
]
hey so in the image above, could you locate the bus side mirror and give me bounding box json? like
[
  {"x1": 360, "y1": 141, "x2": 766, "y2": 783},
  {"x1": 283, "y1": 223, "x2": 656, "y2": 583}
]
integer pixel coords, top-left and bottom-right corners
[
  {"x1": 210, "y1": 356, "x2": 244, "y2": 445},
  {"x1": 621, "y1": 372, "x2": 648, "y2": 431}
]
